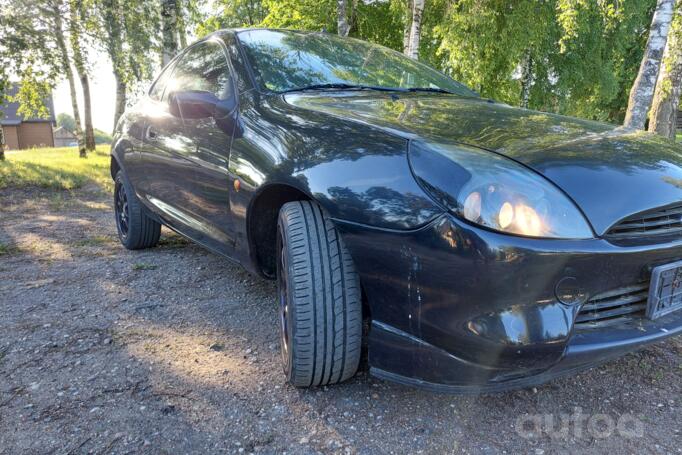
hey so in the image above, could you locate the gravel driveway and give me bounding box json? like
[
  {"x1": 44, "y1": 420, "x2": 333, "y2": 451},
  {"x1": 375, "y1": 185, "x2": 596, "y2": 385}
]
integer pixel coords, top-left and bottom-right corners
[{"x1": 1, "y1": 186, "x2": 681, "y2": 454}]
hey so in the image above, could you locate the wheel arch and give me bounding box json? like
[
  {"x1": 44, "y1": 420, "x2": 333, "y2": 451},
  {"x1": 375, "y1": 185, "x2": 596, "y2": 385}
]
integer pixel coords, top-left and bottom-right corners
[
  {"x1": 247, "y1": 181, "x2": 372, "y2": 342},
  {"x1": 110, "y1": 154, "x2": 122, "y2": 180},
  {"x1": 247, "y1": 182, "x2": 313, "y2": 278},
  {"x1": 109, "y1": 137, "x2": 128, "y2": 181}
]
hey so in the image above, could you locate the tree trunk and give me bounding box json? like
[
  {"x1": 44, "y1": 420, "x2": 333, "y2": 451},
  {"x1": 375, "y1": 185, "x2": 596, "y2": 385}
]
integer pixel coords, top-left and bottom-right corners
[
  {"x1": 0, "y1": 126, "x2": 5, "y2": 161},
  {"x1": 406, "y1": 0, "x2": 425, "y2": 60},
  {"x1": 70, "y1": 0, "x2": 95, "y2": 152},
  {"x1": 403, "y1": 0, "x2": 413, "y2": 55},
  {"x1": 161, "y1": 0, "x2": 179, "y2": 66},
  {"x1": 650, "y1": 4, "x2": 682, "y2": 139},
  {"x1": 113, "y1": 72, "x2": 127, "y2": 133},
  {"x1": 624, "y1": 0, "x2": 676, "y2": 130},
  {"x1": 79, "y1": 73, "x2": 96, "y2": 150},
  {"x1": 176, "y1": 1, "x2": 187, "y2": 49},
  {"x1": 520, "y1": 50, "x2": 533, "y2": 109},
  {"x1": 99, "y1": 0, "x2": 126, "y2": 133},
  {"x1": 52, "y1": 1, "x2": 87, "y2": 158},
  {"x1": 349, "y1": 0, "x2": 358, "y2": 33},
  {"x1": 337, "y1": 0, "x2": 350, "y2": 37}
]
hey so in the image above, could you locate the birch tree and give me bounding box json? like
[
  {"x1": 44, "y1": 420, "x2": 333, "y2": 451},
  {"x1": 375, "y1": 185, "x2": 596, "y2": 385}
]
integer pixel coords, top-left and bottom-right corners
[
  {"x1": 98, "y1": 0, "x2": 127, "y2": 129},
  {"x1": 69, "y1": 0, "x2": 96, "y2": 152},
  {"x1": 0, "y1": 72, "x2": 6, "y2": 160},
  {"x1": 176, "y1": 1, "x2": 188, "y2": 48},
  {"x1": 161, "y1": 0, "x2": 179, "y2": 66},
  {"x1": 338, "y1": 0, "x2": 350, "y2": 36},
  {"x1": 402, "y1": 0, "x2": 412, "y2": 55},
  {"x1": 624, "y1": 0, "x2": 675, "y2": 130},
  {"x1": 92, "y1": 0, "x2": 156, "y2": 131},
  {"x1": 649, "y1": 1, "x2": 682, "y2": 138},
  {"x1": 519, "y1": 49, "x2": 533, "y2": 109},
  {"x1": 405, "y1": 0, "x2": 424, "y2": 59},
  {"x1": 51, "y1": 0, "x2": 87, "y2": 157}
]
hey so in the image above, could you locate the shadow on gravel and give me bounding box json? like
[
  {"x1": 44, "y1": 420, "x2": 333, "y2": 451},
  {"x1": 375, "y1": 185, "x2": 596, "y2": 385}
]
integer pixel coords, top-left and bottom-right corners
[
  {"x1": 1, "y1": 188, "x2": 681, "y2": 454},
  {"x1": 100, "y1": 250, "x2": 682, "y2": 454}
]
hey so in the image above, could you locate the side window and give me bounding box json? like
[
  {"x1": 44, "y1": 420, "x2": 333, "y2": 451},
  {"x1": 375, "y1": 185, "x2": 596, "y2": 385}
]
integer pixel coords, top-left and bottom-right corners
[
  {"x1": 166, "y1": 41, "x2": 232, "y2": 100},
  {"x1": 149, "y1": 61, "x2": 176, "y2": 101}
]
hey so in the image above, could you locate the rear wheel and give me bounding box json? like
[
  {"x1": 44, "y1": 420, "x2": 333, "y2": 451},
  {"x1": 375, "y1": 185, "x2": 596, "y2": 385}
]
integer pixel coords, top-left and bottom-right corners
[
  {"x1": 276, "y1": 201, "x2": 362, "y2": 387},
  {"x1": 114, "y1": 170, "x2": 161, "y2": 250}
]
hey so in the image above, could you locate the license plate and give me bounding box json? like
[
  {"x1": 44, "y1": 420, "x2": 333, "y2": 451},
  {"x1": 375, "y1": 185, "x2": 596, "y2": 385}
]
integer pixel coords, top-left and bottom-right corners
[{"x1": 648, "y1": 260, "x2": 682, "y2": 320}]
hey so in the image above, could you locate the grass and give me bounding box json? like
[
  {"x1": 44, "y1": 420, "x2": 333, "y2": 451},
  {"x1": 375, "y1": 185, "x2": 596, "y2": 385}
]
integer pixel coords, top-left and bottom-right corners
[
  {"x1": 132, "y1": 263, "x2": 158, "y2": 271},
  {"x1": 158, "y1": 235, "x2": 191, "y2": 249},
  {"x1": 71, "y1": 235, "x2": 115, "y2": 247},
  {"x1": 0, "y1": 145, "x2": 111, "y2": 191},
  {"x1": 0, "y1": 242, "x2": 21, "y2": 256}
]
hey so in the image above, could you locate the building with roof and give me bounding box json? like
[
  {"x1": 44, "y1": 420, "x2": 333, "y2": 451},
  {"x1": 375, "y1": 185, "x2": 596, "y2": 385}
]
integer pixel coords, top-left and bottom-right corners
[
  {"x1": 53, "y1": 126, "x2": 78, "y2": 147},
  {"x1": 0, "y1": 84, "x2": 56, "y2": 150}
]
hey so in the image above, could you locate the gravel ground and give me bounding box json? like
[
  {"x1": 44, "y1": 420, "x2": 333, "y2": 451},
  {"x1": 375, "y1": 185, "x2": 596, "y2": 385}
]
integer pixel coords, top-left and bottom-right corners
[{"x1": 1, "y1": 186, "x2": 681, "y2": 455}]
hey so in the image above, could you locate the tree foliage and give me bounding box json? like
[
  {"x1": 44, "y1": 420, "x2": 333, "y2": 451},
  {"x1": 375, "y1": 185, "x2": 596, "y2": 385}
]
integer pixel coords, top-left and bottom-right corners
[
  {"x1": 196, "y1": 0, "x2": 658, "y2": 124},
  {"x1": 261, "y1": 0, "x2": 337, "y2": 31},
  {"x1": 57, "y1": 113, "x2": 77, "y2": 133},
  {"x1": 0, "y1": 0, "x2": 61, "y2": 119},
  {"x1": 649, "y1": 0, "x2": 682, "y2": 137},
  {"x1": 433, "y1": 0, "x2": 657, "y2": 122},
  {"x1": 88, "y1": 0, "x2": 159, "y2": 129},
  {"x1": 197, "y1": 0, "x2": 268, "y2": 34},
  {"x1": 1, "y1": 0, "x2": 673, "y2": 135}
]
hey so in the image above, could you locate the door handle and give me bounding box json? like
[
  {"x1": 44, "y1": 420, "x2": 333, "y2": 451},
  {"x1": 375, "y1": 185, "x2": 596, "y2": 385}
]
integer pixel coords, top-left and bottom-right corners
[{"x1": 146, "y1": 126, "x2": 158, "y2": 141}]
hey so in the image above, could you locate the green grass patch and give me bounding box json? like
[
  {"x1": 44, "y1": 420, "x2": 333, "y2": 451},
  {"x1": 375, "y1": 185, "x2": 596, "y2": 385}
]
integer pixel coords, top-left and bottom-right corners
[
  {"x1": 0, "y1": 242, "x2": 21, "y2": 256},
  {"x1": 0, "y1": 145, "x2": 111, "y2": 190},
  {"x1": 71, "y1": 235, "x2": 115, "y2": 247},
  {"x1": 158, "y1": 235, "x2": 191, "y2": 249},
  {"x1": 0, "y1": 344, "x2": 9, "y2": 366},
  {"x1": 132, "y1": 263, "x2": 158, "y2": 271}
]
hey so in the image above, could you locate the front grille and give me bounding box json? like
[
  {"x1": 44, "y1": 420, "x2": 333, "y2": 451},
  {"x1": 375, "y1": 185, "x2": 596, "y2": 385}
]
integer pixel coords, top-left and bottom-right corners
[
  {"x1": 575, "y1": 283, "x2": 648, "y2": 330},
  {"x1": 607, "y1": 203, "x2": 682, "y2": 237}
]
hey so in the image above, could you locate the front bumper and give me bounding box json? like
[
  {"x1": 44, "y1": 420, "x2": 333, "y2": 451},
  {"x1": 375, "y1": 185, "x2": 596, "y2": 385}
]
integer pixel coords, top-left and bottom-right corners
[{"x1": 337, "y1": 214, "x2": 682, "y2": 393}]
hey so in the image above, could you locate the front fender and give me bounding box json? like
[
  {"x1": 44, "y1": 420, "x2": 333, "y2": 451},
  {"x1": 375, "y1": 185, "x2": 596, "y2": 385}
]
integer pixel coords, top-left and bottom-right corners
[
  {"x1": 295, "y1": 138, "x2": 443, "y2": 230},
  {"x1": 232, "y1": 94, "x2": 443, "y2": 231},
  {"x1": 110, "y1": 138, "x2": 126, "y2": 180}
]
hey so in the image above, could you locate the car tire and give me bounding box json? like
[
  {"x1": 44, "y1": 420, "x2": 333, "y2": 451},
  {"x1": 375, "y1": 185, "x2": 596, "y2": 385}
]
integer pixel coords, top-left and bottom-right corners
[
  {"x1": 277, "y1": 201, "x2": 362, "y2": 387},
  {"x1": 114, "y1": 170, "x2": 161, "y2": 250}
]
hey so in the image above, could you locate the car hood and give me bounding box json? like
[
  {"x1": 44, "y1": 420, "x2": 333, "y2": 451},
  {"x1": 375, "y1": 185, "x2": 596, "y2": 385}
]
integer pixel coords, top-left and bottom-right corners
[{"x1": 285, "y1": 92, "x2": 682, "y2": 236}]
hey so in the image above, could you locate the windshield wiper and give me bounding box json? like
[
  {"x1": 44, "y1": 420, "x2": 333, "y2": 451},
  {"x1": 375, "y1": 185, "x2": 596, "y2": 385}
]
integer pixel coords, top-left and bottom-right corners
[
  {"x1": 280, "y1": 84, "x2": 455, "y2": 95},
  {"x1": 405, "y1": 87, "x2": 454, "y2": 94},
  {"x1": 280, "y1": 83, "x2": 407, "y2": 94}
]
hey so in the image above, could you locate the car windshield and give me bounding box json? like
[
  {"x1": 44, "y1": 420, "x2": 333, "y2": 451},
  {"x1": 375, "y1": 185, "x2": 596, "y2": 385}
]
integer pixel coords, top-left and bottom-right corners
[{"x1": 237, "y1": 29, "x2": 478, "y2": 96}]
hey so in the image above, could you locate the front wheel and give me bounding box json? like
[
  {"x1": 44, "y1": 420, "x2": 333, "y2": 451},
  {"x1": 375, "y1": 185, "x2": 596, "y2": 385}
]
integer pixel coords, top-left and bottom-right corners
[
  {"x1": 276, "y1": 201, "x2": 362, "y2": 387},
  {"x1": 114, "y1": 170, "x2": 161, "y2": 250}
]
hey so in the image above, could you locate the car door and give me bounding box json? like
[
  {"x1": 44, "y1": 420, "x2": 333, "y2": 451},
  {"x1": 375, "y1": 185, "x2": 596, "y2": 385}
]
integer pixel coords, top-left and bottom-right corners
[
  {"x1": 170, "y1": 39, "x2": 238, "y2": 255},
  {"x1": 135, "y1": 55, "x2": 197, "y2": 232},
  {"x1": 125, "y1": 59, "x2": 178, "y2": 197}
]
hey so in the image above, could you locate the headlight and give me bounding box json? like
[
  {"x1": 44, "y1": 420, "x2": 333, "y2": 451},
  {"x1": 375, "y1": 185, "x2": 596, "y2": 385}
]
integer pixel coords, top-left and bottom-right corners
[{"x1": 409, "y1": 141, "x2": 594, "y2": 239}]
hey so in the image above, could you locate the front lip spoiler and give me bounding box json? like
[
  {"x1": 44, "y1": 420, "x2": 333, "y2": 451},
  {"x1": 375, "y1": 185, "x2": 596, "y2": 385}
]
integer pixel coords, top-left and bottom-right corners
[
  {"x1": 370, "y1": 364, "x2": 593, "y2": 395},
  {"x1": 369, "y1": 313, "x2": 682, "y2": 394}
]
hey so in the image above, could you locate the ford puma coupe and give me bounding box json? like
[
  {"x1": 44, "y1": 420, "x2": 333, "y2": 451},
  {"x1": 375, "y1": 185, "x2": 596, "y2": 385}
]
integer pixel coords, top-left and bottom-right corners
[{"x1": 111, "y1": 28, "x2": 682, "y2": 393}]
